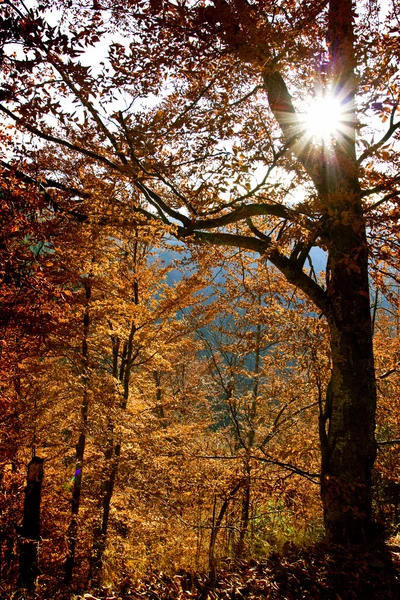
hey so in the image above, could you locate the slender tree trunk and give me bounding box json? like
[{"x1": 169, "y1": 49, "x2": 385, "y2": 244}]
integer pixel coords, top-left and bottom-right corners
[
  {"x1": 89, "y1": 237, "x2": 140, "y2": 585},
  {"x1": 18, "y1": 456, "x2": 44, "y2": 589},
  {"x1": 236, "y1": 465, "x2": 250, "y2": 558},
  {"x1": 64, "y1": 278, "x2": 92, "y2": 585},
  {"x1": 89, "y1": 330, "x2": 133, "y2": 584},
  {"x1": 208, "y1": 481, "x2": 243, "y2": 580},
  {"x1": 236, "y1": 319, "x2": 261, "y2": 556},
  {"x1": 89, "y1": 440, "x2": 120, "y2": 587},
  {"x1": 153, "y1": 369, "x2": 166, "y2": 421}
]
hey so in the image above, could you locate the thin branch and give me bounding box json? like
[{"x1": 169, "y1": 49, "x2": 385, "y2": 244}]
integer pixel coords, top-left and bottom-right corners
[
  {"x1": 167, "y1": 76, "x2": 219, "y2": 131},
  {"x1": 0, "y1": 160, "x2": 90, "y2": 198},
  {"x1": 361, "y1": 173, "x2": 400, "y2": 198},
  {"x1": 378, "y1": 363, "x2": 400, "y2": 379},
  {"x1": 49, "y1": 55, "x2": 129, "y2": 166},
  {"x1": 255, "y1": 454, "x2": 320, "y2": 483},
  {"x1": 377, "y1": 438, "x2": 400, "y2": 446},
  {"x1": 0, "y1": 104, "x2": 121, "y2": 171},
  {"x1": 358, "y1": 103, "x2": 400, "y2": 164},
  {"x1": 116, "y1": 111, "x2": 150, "y2": 173},
  {"x1": 363, "y1": 189, "x2": 400, "y2": 213},
  {"x1": 228, "y1": 85, "x2": 263, "y2": 107},
  {"x1": 135, "y1": 181, "x2": 191, "y2": 226}
]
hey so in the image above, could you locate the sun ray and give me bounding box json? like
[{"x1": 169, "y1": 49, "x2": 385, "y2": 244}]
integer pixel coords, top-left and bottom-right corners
[{"x1": 300, "y1": 94, "x2": 347, "y2": 143}]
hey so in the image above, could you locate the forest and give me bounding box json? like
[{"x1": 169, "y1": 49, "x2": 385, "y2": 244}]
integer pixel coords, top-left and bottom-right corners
[{"x1": 0, "y1": 0, "x2": 399, "y2": 598}]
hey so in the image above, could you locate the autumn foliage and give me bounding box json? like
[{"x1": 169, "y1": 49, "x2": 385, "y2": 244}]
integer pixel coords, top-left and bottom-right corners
[{"x1": 0, "y1": 0, "x2": 400, "y2": 598}]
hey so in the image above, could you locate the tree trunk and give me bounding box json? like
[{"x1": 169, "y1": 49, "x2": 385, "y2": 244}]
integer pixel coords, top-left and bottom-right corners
[
  {"x1": 64, "y1": 278, "x2": 92, "y2": 585},
  {"x1": 259, "y1": 0, "x2": 377, "y2": 543},
  {"x1": 88, "y1": 425, "x2": 118, "y2": 589},
  {"x1": 89, "y1": 260, "x2": 139, "y2": 586},
  {"x1": 236, "y1": 469, "x2": 250, "y2": 558},
  {"x1": 320, "y1": 226, "x2": 377, "y2": 543},
  {"x1": 316, "y1": 0, "x2": 377, "y2": 543},
  {"x1": 208, "y1": 481, "x2": 243, "y2": 581},
  {"x1": 18, "y1": 456, "x2": 44, "y2": 589}
]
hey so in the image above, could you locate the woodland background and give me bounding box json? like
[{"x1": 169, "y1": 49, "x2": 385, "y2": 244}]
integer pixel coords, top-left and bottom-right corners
[{"x1": 0, "y1": 0, "x2": 400, "y2": 598}]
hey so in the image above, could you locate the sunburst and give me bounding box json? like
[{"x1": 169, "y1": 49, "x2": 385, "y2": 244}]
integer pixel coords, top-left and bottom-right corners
[{"x1": 300, "y1": 94, "x2": 346, "y2": 143}]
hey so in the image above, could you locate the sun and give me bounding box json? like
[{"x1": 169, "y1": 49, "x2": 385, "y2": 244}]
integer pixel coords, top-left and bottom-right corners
[{"x1": 301, "y1": 94, "x2": 345, "y2": 142}]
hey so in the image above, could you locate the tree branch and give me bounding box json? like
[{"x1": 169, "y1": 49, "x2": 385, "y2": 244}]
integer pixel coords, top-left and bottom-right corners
[
  {"x1": 262, "y1": 71, "x2": 321, "y2": 191},
  {"x1": 0, "y1": 159, "x2": 89, "y2": 198},
  {"x1": 363, "y1": 189, "x2": 400, "y2": 213},
  {"x1": 0, "y1": 104, "x2": 121, "y2": 171},
  {"x1": 377, "y1": 439, "x2": 400, "y2": 447},
  {"x1": 187, "y1": 202, "x2": 314, "y2": 232},
  {"x1": 135, "y1": 181, "x2": 191, "y2": 226},
  {"x1": 358, "y1": 102, "x2": 400, "y2": 164},
  {"x1": 378, "y1": 364, "x2": 400, "y2": 379},
  {"x1": 254, "y1": 454, "x2": 320, "y2": 483},
  {"x1": 49, "y1": 55, "x2": 129, "y2": 166},
  {"x1": 179, "y1": 228, "x2": 329, "y2": 314}
]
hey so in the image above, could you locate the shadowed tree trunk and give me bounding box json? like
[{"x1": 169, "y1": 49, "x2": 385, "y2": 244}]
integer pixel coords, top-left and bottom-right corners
[
  {"x1": 18, "y1": 456, "x2": 44, "y2": 589},
  {"x1": 314, "y1": 0, "x2": 377, "y2": 542}
]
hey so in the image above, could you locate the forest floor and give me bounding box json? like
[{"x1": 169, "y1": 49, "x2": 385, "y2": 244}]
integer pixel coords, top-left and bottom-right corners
[
  {"x1": 118, "y1": 540, "x2": 400, "y2": 599},
  {"x1": 5, "y1": 540, "x2": 400, "y2": 599}
]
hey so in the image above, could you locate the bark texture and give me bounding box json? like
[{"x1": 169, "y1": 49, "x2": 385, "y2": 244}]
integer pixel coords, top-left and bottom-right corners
[
  {"x1": 261, "y1": 0, "x2": 377, "y2": 542},
  {"x1": 318, "y1": 0, "x2": 377, "y2": 543}
]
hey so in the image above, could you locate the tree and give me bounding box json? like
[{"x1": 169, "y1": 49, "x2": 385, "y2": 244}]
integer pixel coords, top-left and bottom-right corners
[
  {"x1": 0, "y1": 0, "x2": 399, "y2": 544},
  {"x1": 196, "y1": 252, "x2": 323, "y2": 563},
  {"x1": 0, "y1": 158, "x2": 79, "y2": 592},
  {"x1": 18, "y1": 456, "x2": 44, "y2": 589},
  {"x1": 85, "y1": 225, "x2": 209, "y2": 587}
]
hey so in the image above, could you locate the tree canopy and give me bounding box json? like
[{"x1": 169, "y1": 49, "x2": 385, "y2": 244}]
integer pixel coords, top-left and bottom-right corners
[{"x1": 0, "y1": 0, "x2": 400, "y2": 596}]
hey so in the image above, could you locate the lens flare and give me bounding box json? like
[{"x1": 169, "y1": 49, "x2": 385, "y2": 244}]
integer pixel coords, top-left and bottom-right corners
[{"x1": 301, "y1": 95, "x2": 345, "y2": 142}]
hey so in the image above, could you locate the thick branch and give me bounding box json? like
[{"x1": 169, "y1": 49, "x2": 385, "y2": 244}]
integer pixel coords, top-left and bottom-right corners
[
  {"x1": 262, "y1": 71, "x2": 321, "y2": 190},
  {"x1": 188, "y1": 202, "x2": 313, "y2": 232},
  {"x1": 180, "y1": 229, "x2": 329, "y2": 315}
]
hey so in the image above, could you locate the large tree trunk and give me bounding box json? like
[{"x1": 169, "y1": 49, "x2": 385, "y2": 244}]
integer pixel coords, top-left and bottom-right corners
[
  {"x1": 316, "y1": 0, "x2": 377, "y2": 543},
  {"x1": 320, "y1": 234, "x2": 377, "y2": 542},
  {"x1": 261, "y1": 0, "x2": 378, "y2": 543}
]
